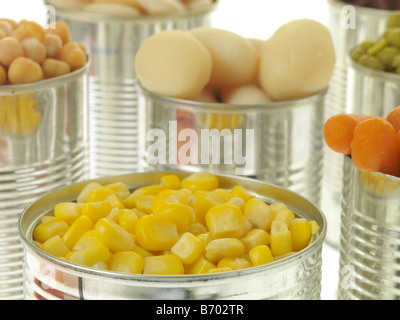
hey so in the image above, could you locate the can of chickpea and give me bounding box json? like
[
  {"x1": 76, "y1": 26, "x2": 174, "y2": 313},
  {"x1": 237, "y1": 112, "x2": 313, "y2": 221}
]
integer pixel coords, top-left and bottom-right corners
[
  {"x1": 0, "y1": 60, "x2": 90, "y2": 299},
  {"x1": 323, "y1": 0, "x2": 393, "y2": 248},
  {"x1": 44, "y1": 0, "x2": 218, "y2": 179},
  {"x1": 338, "y1": 156, "x2": 400, "y2": 300},
  {"x1": 18, "y1": 172, "x2": 326, "y2": 300}
]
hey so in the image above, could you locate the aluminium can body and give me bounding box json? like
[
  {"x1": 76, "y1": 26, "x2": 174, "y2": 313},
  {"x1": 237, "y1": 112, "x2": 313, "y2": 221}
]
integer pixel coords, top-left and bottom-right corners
[
  {"x1": 48, "y1": 2, "x2": 218, "y2": 179},
  {"x1": 0, "y1": 63, "x2": 90, "y2": 299},
  {"x1": 323, "y1": 0, "x2": 392, "y2": 248},
  {"x1": 19, "y1": 172, "x2": 326, "y2": 300},
  {"x1": 137, "y1": 86, "x2": 326, "y2": 208},
  {"x1": 338, "y1": 156, "x2": 400, "y2": 300}
]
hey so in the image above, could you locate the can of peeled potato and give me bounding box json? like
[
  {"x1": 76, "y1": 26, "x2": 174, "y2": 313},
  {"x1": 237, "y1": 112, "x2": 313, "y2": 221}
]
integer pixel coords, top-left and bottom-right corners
[
  {"x1": 44, "y1": 0, "x2": 218, "y2": 179},
  {"x1": 18, "y1": 172, "x2": 326, "y2": 300}
]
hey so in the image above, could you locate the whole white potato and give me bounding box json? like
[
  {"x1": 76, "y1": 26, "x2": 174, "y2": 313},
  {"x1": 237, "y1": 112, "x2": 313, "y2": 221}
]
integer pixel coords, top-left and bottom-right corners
[
  {"x1": 223, "y1": 84, "x2": 272, "y2": 105},
  {"x1": 189, "y1": 28, "x2": 258, "y2": 88},
  {"x1": 135, "y1": 30, "x2": 212, "y2": 99},
  {"x1": 259, "y1": 19, "x2": 335, "y2": 101}
]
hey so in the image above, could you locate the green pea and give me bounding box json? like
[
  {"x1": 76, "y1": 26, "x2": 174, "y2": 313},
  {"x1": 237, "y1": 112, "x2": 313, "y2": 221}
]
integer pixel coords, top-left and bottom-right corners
[
  {"x1": 387, "y1": 12, "x2": 400, "y2": 29},
  {"x1": 387, "y1": 28, "x2": 400, "y2": 47},
  {"x1": 367, "y1": 38, "x2": 388, "y2": 56},
  {"x1": 377, "y1": 46, "x2": 400, "y2": 70},
  {"x1": 358, "y1": 54, "x2": 370, "y2": 66},
  {"x1": 366, "y1": 56, "x2": 385, "y2": 71},
  {"x1": 360, "y1": 40, "x2": 376, "y2": 49},
  {"x1": 393, "y1": 55, "x2": 400, "y2": 68},
  {"x1": 351, "y1": 46, "x2": 366, "y2": 61}
]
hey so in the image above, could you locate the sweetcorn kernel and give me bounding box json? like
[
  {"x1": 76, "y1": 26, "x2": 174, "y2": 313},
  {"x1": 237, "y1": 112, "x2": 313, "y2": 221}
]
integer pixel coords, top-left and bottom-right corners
[
  {"x1": 290, "y1": 218, "x2": 312, "y2": 252},
  {"x1": 217, "y1": 257, "x2": 252, "y2": 270},
  {"x1": 53, "y1": 202, "x2": 81, "y2": 224},
  {"x1": 244, "y1": 197, "x2": 274, "y2": 230},
  {"x1": 77, "y1": 182, "x2": 103, "y2": 203},
  {"x1": 205, "y1": 204, "x2": 244, "y2": 239},
  {"x1": 118, "y1": 209, "x2": 139, "y2": 233},
  {"x1": 310, "y1": 220, "x2": 320, "y2": 234},
  {"x1": 62, "y1": 215, "x2": 93, "y2": 250},
  {"x1": 185, "y1": 256, "x2": 216, "y2": 274},
  {"x1": 33, "y1": 218, "x2": 69, "y2": 243},
  {"x1": 69, "y1": 244, "x2": 110, "y2": 267},
  {"x1": 274, "y1": 209, "x2": 295, "y2": 228},
  {"x1": 151, "y1": 189, "x2": 186, "y2": 213},
  {"x1": 135, "y1": 194, "x2": 156, "y2": 215},
  {"x1": 160, "y1": 174, "x2": 181, "y2": 189},
  {"x1": 181, "y1": 173, "x2": 219, "y2": 193},
  {"x1": 249, "y1": 245, "x2": 274, "y2": 266},
  {"x1": 171, "y1": 232, "x2": 204, "y2": 265},
  {"x1": 192, "y1": 191, "x2": 224, "y2": 224},
  {"x1": 109, "y1": 251, "x2": 144, "y2": 274},
  {"x1": 241, "y1": 229, "x2": 270, "y2": 253},
  {"x1": 230, "y1": 185, "x2": 253, "y2": 202},
  {"x1": 270, "y1": 220, "x2": 292, "y2": 257},
  {"x1": 80, "y1": 201, "x2": 113, "y2": 223},
  {"x1": 95, "y1": 218, "x2": 134, "y2": 252},
  {"x1": 154, "y1": 203, "x2": 195, "y2": 234},
  {"x1": 143, "y1": 255, "x2": 184, "y2": 275},
  {"x1": 123, "y1": 185, "x2": 166, "y2": 209},
  {"x1": 205, "y1": 238, "x2": 244, "y2": 263},
  {"x1": 42, "y1": 235, "x2": 70, "y2": 258},
  {"x1": 104, "y1": 182, "x2": 131, "y2": 200},
  {"x1": 208, "y1": 267, "x2": 233, "y2": 274}
]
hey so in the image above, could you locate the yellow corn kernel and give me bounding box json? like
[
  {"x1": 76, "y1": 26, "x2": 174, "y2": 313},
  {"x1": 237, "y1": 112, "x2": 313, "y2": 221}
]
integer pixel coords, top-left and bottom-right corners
[
  {"x1": 244, "y1": 197, "x2": 274, "y2": 230},
  {"x1": 208, "y1": 267, "x2": 233, "y2": 274},
  {"x1": 135, "y1": 215, "x2": 179, "y2": 252},
  {"x1": 217, "y1": 257, "x2": 252, "y2": 270},
  {"x1": 39, "y1": 216, "x2": 56, "y2": 224},
  {"x1": 42, "y1": 235, "x2": 71, "y2": 258},
  {"x1": 187, "y1": 222, "x2": 208, "y2": 235},
  {"x1": 192, "y1": 191, "x2": 224, "y2": 224},
  {"x1": 80, "y1": 201, "x2": 113, "y2": 223},
  {"x1": 205, "y1": 238, "x2": 244, "y2": 263},
  {"x1": 109, "y1": 251, "x2": 144, "y2": 274},
  {"x1": 92, "y1": 261, "x2": 109, "y2": 270},
  {"x1": 242, "y1": 217, "x2": 252, "y2": 235},
  {"x1": 185, "y1": 256, "x2": 216, "y2": 274},
  {"x1": 171, "y1": 232, "x2": 204, "y2": 265},
  {"x1": 269, "y1": 202, "x2": 288, "y2": 214},
  {"x1": 310, "y1": 220, "x2": 320, "y2": 234},
  {"x1": 68, "y1": 244, "x2": 110, "y2": 267},
  {"x1": 230, "y1": 185, "x2": 253, "y2": 202},
  {"x1": 181, "y1": 173, "x2": 219, "y2": 193},
  {"x1": 212, "y1": 189, "x2": 232, "y2": 203},
  {"x1": 132, "y1": 208, "x2": 147, "y2": 218},
  {"x1": 274, "y1": 209, "x2": 295, "y2": 228},
  {"x1": 135, "y1": 194, "x2": 155, "y2": 215},
  {"x1": 154, "y1": 203, "x2": 195, "y2": 234},
  {"x1": 77, "y1": 182, "x2": 103, "y2": 203},
  {"x1": 53, "y1": 202, "x2": 81, "y2": 224},
  {"x1": 151, "y1": 189, "x2": 187, "y2": 213},
  {"x1": 249, "y1": 245, "x2": 274, "y2": 266},
  {"x1": 241, "y1": 229, "x2": 270, "y2": 253},
  {"x1": 160, "y1": 174, "x2": 181, "y2": 190},
  {"x1": 197, "y1": 232, "x2": 211, "y2": 246},
  {"x1": 95, "y1": 218, "x2": 134, "y2": 252},
  {"x1": 205, "y1": 204, "x2": 244, "y2": 239},
  {"x1": 131, "y1": 244, "x2": 153, "y2": 258},
  {"x1": 73, "y1": 230, "x2": 102, "y2": 251},
  {"x1": 123, "y1": 185, "x2": 166, "y2": 209},
  {"x1": 107, "y1": 207, "x2": 120, "y2": 222},
  {"x1": 87, "y1": 187, "x2": 120, "y2": 203},
  {"x1": 104, "y1": 182, "x2": 131, "y2": 200},
  {"x1": 270, "y1": 220, "x2": 292, "y2": 257},
  {"x1": 228, "y1": 197, "x2": 246, "y2": 211},
  {"x1": 62, "y1": 215, "x2": 93, "y2": 250},
  {"x1": 33, "y1": 218, "x2": 69, "y2": 243},
  {"x1": 143, "y1": 255, "x2": 184, "y2": 275},
  {"x1": 176, "y1": 188, "x2": 194, "y2": 204},
  {"x1": 118, "y1": 209, "x2": 138, "y2": 233},
  {"x1": 290, "y1": 218, "x2": 312, "y2": 252},
  {"x1": 65, "y1": 250, "x2": 76, "y2": 261},
  {"x1": 274, "y1": 251, "x2": 296, "y2": 261}
]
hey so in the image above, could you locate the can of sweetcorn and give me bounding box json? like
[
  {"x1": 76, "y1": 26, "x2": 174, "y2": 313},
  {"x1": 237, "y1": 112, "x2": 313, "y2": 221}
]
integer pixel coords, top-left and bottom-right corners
[
  {"x1": 18, "y1": 172, "x2": 326, "y2": 300},
  {"x1": 323, "y1": 0, "x2": 393, "y2": 248},
  {"x1": 338, "y1": 155, "x2": 400, "y2": 300},
  {"x1": 45, "y1": 1, "x2": 218, "y2": 179},
  {"x1": 0, "y1": 60, "x2": 90, "y2": 299}
]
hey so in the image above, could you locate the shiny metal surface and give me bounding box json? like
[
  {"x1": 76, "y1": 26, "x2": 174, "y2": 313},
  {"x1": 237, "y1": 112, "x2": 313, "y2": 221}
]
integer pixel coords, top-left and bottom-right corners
[
  {"x1": 138, "y1": 86, "x2": 326, "y2": 207},
  {"x1": 323, "y1": 0, "x2": 392, "y2": 248},
  {"x1": 19, "y1": 172, "x2": 326, "y2": 300},
  {"x1": 338, "y1": 156, "x2": 400, "y2": 300},
  {"x1": 48, "y1": 1, "x2": 218, "y2": 179},
  {"x1": 0, "y1": 63, "x2": 90, "y2": 299}
]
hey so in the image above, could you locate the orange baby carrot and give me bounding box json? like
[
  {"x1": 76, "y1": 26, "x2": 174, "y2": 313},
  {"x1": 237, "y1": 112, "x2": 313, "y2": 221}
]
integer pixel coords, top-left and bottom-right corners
[
  {"x1": 386, "y1": 106, "x2": 400, "y2": 133},
  {"x1": 323, "y1": 114, "x2": 374, "y2": 154},
  {"x1": 350, "y1": 118, "x2": 400, "y2": 177}
]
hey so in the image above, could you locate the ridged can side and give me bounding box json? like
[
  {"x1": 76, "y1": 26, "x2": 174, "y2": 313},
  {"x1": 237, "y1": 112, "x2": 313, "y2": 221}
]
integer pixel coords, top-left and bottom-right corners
[
  {"x1": 338, "y1": 156, "x2": 400, "y2": 300},
  {"x1": 137, "y1": 86, "x2": 326, "y2": 208},
  {"x1": 49, "y1": 3, "x2": 218, "y2": 179},
  {"x1": 322, "y1": 0, "x2": 393, "y2": 248},
  {"x1": 0, "y1": 63, "x2": 90, "y2": 299},
  {"x1": 19, "y1": 172, "x2": 326, "y2": 300}
]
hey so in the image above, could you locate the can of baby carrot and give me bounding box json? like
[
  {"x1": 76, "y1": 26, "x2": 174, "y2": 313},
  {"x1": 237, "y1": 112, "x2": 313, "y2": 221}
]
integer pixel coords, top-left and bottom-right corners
[
  {"x1": 0, "y1": 60, "x2": 90, "y2": 300},
  {"x1": 44, "y1": 1, "x2": 218, "y2": 179},
  {"x1": 137, "y1": 85, "x2": 327, "y2": 208},
  {"x1": 323, "y1": 0, "x2": 393, "y2": 248},
  {"x1": 18, "y1": 172, "x2": 326, "y2": 300},
  {"x1": 338, "y1": 155, "x2": 400, "y2": 300}
]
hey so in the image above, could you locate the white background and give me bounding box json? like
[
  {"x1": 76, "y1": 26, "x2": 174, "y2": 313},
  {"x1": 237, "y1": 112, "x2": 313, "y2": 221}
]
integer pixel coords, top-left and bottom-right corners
[{"x1": 3, "y1": 0, "x2": 339, "y2": 300}]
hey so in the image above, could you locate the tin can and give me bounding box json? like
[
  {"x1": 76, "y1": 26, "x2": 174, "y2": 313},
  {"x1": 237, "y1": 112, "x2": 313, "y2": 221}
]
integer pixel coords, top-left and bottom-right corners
[
  {"x1": 0, "y1": 61, "x2": 90, "y2": 299},
  {"x1": 323, "y1": 0, "x2": 392, "y2": 248},
  {"x1": 46, "y1": 1, "x2": 218, "y2": 179},
  {"x1": 338, "y1": 156, "x2": 400, "y2": 300},
  {"x1": 19, "y1": 172, "x2": 326, "y2": 300},
  {"x1": 137, "y1": 86, "x2": 327, "y2": 208}
]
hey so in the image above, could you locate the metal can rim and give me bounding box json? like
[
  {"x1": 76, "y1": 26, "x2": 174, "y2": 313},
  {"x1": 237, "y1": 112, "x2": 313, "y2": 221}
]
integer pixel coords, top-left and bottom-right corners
[
  {"x1": 327, "y1": 0, "x2": 395, "y2": 16},
  {"x1": 0, "y1": 56, "x2": 91, "y2": 95},
  {"x1": 18, "y1": 171, "x2": 327, "y2": 284},
  {"x1": 45, "y1": 0, "x2": 219, "y2": 23},
  {"x1": 137, "y1": 82, "x2": 329, "y2": 113}
]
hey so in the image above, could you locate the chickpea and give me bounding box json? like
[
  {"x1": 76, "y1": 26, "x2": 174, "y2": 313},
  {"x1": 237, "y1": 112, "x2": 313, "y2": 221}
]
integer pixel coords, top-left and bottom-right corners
[
  {"x1": 0, "y1": 21, "x2": 12, "y2": 37},
  {"x1": 21, "y1": 37, "x2": 47, "y2": 64},
  {"x1": 0, "y1": 19, "x2": 18, "y2": 30},
  {"x1": 0, "y1": 29, "x2": 6, "y2": 41},
  {"x1": 42, "y1": 58, "x2": 71, "y2": 78},
  {"x1": 46, "y1": 21, "x2": 72, "y2": 44},
  {"x1": 10, "y1": 27, "x2": 30, "y2": 42},
  {"x1": 44, "y1": 33, "x2": 63, "y2": 58},
  {"x1": 0, "y1": 37, "x2": 24, "y2": 67},
  {"x1": 57, "y1": 42, "x2": 87, "y2": 70},
  {"x1": 22, "y1": 21, "x2": 45, "y2": 43},
  {"x1": 0, "y1": 64, "x2": 6, "y2": 85},
  {"x1": 8, "y1": 56, "x2": 43, "y2": 84}
]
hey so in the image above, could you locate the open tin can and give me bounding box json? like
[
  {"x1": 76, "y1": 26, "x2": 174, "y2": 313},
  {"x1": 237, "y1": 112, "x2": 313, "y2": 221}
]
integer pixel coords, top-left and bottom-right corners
[
  {"x1": 338, "y1": 156, "x2": 400, "y2": 300},
  {"x1": 19, "y1": 172, "x2": 326, "y2": 300},
  {"x1": 46, "y1": 1, "x2": 218, "y2": 178},
  {"x1": 0, "y1": 60, "x2": 90, "y2": 299}
]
